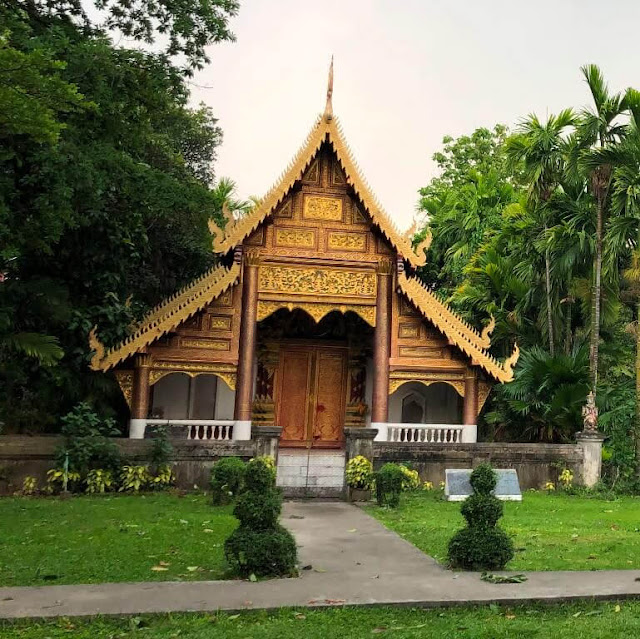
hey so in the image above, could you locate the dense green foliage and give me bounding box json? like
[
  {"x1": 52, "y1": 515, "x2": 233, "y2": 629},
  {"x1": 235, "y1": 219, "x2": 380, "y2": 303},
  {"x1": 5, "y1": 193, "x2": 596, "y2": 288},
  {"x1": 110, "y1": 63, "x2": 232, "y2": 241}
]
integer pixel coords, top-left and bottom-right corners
[
  {"x1": 417, "y1": 67, "x2": 640, "y2": 483},
  {"x1": 210, "y1": 457, "x2": 247, "y2": 505},
  {"x1": 447, "y1": 464, "x2": 514, "y2": 570},
  {"x1": 0, "y1": 2, "x2": 239, "y2": 432},
  {"x1": 225, "y1": 457, "x2": 297, "y2": 578}
]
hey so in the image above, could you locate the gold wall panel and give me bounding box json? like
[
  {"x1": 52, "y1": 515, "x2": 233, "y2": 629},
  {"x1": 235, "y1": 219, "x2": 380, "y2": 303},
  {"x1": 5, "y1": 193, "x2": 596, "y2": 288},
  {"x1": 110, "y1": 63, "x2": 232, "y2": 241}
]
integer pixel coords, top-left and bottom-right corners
[
  {"x1": 327, "y1": 231, "x2": 367, "y2": 251},
  {"x1": 181, "y1": 338, "x2": 229, "y2": 351},
  {"x1": 208, "y1": 316, "x2": 232, "y2": 330},
  {"x1": 388, "y1": 371, "x2": 465, "y2": 396},
  {"x1": 303, "y1": 195, "x2": 343, "y2": 221},
  {"x1": 399, "y1": 323, "x2": 420, "y2": 338},
  {"x1": 399, "y1": 346, "x2": 443, "y2": 358},
  {"x1": 275, "y1": 228, "x2": 316, "y2": 248},
  {"x1": 258, "y1": 265, "x2": 376, "y2": 298}
]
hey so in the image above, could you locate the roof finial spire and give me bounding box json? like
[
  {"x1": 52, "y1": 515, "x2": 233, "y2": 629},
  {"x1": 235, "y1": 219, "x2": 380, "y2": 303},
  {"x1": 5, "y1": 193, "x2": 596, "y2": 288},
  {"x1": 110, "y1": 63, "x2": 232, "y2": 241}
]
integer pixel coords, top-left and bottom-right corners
[{"x1": 324, "y1": 56, "x2": 334, "y2": 121}]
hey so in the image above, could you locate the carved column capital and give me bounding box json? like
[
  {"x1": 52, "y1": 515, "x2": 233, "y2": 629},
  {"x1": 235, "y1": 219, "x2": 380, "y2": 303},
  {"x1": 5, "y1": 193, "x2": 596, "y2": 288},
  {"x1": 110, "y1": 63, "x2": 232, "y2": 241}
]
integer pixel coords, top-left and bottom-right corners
[{"x1": 377, "y1": 258, "x2": 394, "y2": 276}]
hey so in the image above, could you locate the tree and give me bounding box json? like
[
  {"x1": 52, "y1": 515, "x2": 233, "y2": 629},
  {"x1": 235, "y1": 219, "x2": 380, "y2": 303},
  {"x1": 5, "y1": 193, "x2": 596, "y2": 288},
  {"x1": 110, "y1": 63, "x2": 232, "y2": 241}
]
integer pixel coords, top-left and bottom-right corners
[
  {"x1": 505, "y1": 110, "x2": 575, "y2": 355},
  {"x1": 0, "y1": 6, "x2": 233, "y2": 431},
  {"x1": 571, "y1": 64, "x2": 627, "y2": 393},
  {"x1": 12, "y1": 0, "x2": 239, "y2": 71}
]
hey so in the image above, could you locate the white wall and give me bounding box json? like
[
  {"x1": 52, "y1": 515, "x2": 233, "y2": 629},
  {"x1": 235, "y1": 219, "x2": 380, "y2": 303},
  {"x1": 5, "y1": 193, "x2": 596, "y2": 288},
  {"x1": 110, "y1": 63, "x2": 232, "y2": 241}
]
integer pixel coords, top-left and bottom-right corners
[
  {"x1": 388, "y1": 382, "x2": 463, "y2": 424},
  {"x1": 192, "y1": 375, "x2": 217, "y2": 419}
]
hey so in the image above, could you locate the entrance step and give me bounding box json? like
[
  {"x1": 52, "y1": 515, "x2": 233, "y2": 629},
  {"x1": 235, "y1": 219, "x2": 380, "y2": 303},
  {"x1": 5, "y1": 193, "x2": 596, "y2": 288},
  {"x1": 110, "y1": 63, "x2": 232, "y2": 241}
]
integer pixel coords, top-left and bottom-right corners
[{"x1": 277, "y1": 449, "x2": 346, "y2": 498}]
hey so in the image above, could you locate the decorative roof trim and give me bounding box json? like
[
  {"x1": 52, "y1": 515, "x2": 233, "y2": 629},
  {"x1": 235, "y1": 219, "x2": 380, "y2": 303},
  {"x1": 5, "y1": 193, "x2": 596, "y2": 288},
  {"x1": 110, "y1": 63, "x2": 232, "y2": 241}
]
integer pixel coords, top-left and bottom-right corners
[
  {"x1": 89, "y1": 263, "x2": 241, "y2": 372},
  {"x1": 210, "y1": 115, "x2": 428, "y2": 267},
  {"x1": 397, "y1": 273, "x2": 518, "y2": 382}
]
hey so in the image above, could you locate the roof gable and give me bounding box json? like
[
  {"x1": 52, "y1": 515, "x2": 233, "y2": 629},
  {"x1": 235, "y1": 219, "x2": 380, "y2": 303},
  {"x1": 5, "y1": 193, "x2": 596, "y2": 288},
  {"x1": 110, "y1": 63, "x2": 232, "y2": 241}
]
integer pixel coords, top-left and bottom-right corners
[{"x1": 209, "y1": 114, "x2": 432, "y2": 267}]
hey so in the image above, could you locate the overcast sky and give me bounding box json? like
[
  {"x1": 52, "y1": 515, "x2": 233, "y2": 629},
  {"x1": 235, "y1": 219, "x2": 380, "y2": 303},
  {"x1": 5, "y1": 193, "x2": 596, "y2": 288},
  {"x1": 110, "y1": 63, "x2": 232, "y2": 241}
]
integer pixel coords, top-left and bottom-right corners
[{"x1": 188, "y1": 0, "x2": 640, "y2": 230}]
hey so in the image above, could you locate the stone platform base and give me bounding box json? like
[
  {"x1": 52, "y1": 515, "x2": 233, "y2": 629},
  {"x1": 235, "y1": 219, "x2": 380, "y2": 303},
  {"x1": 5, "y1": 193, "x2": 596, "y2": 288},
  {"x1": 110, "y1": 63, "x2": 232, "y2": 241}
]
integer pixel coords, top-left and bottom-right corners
[{"x1": 276, "y1": 448, "x2": 345, "y2": 497}]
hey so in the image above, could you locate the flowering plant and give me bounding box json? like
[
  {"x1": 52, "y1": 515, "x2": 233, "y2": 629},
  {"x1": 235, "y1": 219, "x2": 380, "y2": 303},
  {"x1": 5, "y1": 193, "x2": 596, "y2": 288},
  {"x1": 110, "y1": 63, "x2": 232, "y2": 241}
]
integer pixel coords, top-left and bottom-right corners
[
  {"x1": 399, "y1": 465, "x2": 420, "y2": 491},
  {"x1": 345, "y1": 455, "x2": 374, "y2": 490},
  {"x1": 559, "y1": 469, "x2": 573, "y2": 488}
]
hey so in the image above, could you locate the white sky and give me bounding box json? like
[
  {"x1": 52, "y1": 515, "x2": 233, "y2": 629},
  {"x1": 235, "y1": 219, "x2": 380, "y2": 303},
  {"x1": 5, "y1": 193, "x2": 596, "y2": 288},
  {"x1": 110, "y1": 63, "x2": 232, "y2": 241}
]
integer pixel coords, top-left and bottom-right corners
[{"x1": 189, "y1": 0, "x2": 640, "y2": 230}]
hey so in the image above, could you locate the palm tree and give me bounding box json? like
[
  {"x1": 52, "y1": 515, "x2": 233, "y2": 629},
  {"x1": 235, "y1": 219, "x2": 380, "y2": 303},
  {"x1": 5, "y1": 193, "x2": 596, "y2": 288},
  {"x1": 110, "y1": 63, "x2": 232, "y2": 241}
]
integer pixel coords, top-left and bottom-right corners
[
  {"x1": 210, "y1": 177, "x2": 253, "y2": 225},
  {"x1": 570, "y1": 65, "x2": 627, "y2": 393},
  {"x1": 506, "y1": 110, "x2": 575, "y2": 355}
]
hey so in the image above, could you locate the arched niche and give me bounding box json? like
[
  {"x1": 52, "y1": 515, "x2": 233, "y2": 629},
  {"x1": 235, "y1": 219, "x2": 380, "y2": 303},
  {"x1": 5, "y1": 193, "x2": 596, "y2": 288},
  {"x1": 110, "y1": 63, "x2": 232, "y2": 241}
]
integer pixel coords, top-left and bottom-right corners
[{"x1": 389, "y1": 381, "x2": 463, "y2": 424}]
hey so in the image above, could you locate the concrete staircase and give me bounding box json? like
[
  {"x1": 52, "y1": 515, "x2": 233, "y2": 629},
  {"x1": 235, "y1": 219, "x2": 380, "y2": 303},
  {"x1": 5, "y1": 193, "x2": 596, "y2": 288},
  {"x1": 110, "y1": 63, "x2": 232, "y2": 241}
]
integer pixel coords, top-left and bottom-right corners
[{"x1": 276, "y1": 448, "x2": 346, "y2": 497}]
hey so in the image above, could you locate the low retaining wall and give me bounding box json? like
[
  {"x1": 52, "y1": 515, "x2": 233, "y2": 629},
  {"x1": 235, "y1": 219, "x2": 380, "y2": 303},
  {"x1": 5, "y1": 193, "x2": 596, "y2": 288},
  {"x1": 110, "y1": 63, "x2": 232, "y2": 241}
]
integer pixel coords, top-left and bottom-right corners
[
  {"x1": 373, "y1": 442, "x2": 585, "y2": 489},
  {"x1": 0, "y1": 436, "x2": 256, "y2": 495}
]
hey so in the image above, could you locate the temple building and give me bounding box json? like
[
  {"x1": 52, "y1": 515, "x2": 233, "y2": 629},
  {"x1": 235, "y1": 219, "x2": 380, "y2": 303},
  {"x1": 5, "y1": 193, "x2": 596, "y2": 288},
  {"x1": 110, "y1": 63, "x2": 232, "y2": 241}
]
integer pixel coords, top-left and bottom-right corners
[{"x1": 89, "y1": 64, "x2": 519, "y2": 451}]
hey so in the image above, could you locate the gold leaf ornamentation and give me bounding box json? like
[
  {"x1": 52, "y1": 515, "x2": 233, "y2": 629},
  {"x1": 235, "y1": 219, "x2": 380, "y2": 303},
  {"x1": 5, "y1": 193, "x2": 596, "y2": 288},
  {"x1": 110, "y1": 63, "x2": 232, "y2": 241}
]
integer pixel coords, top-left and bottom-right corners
[
  {"x1": 275, "y1": 228, "x2": 316, "y2": 248},
  {"x1": 258, "y1": 265, "x2": 376, "y2": 298},
  {"x1": 327, "y1": 232, "x2": 366, "y2": 251},
  {"x1": 256, "y1": 301, "x2": 375, "y2": 326},
  {"x1": 303, "y1": 195, "x2": 343, "y2": 221}
]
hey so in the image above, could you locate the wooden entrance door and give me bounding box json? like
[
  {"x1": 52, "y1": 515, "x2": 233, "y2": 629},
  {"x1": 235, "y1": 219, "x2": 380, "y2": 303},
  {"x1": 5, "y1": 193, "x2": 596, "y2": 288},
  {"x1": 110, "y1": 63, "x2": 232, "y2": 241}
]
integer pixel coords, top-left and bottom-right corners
[{"x1": 276, "y1": 344, "x2": 347, "y2": 448}]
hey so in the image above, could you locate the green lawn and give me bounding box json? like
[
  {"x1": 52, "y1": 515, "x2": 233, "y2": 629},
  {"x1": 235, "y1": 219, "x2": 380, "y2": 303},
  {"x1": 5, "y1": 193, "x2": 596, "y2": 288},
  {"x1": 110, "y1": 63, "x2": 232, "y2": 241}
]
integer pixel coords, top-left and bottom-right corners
[
  {"x1": 4, "y1": 602, "x2": 640, "y2": 638},
  {"x1": 0, "y1": 493, "x2": 236, "y2": 587},
  {"x1": 366, "y1": 491, "x2": 640, "y2": 571}
]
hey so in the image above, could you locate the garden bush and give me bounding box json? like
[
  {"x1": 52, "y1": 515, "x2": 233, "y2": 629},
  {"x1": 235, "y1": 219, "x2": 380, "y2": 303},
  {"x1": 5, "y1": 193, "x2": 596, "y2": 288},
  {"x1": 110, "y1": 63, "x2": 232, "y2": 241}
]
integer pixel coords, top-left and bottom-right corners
[
  {"x1": 225, "y1": 457, "x2": 297, "y2": 578},
  {"x1": 345, "y1": 455, "x2": 374, "y2": 490},
  {"x1": 210, "y1": 457, "x2": 246, "y2": 505},
  {"x1": 56, "y1": 403, "x2": 121, "y2": 476},
  {"x1": 447, "y1": 463, "x2": 514, "y2": 570},
  {"x1": 375, "y1": 463, "x2": 406, "y2": 507}
]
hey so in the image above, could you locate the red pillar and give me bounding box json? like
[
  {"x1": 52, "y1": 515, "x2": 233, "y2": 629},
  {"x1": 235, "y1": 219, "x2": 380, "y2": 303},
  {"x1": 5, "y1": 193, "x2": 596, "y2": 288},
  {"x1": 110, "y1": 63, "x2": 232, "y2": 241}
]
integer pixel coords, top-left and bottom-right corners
[{"x1": 372, "y1": 261, "x2": 392, "y2": 423}]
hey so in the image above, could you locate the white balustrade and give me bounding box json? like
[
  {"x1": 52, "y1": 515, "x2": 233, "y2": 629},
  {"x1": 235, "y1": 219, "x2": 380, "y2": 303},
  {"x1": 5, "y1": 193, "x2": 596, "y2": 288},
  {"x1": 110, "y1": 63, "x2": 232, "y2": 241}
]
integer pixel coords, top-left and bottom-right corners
[
  {"x1": 385, "y1": 423, "x2": 471, "y2": 444},
  {"x1": 146, "y1": 419, "x2": 235, "y2": 441}
]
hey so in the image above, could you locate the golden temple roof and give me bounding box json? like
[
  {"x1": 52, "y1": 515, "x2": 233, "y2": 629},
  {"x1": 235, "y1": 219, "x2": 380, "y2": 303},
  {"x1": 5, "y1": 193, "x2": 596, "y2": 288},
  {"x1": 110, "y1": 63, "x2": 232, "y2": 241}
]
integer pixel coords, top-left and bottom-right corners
[
  {"x1": 397, "y1": 273, "x2": 519, "y2": 382},
  {"x1": 209, "y1": 92, "x2": 429, "y2": 268},
  {"x1": 89, "y1": 263, "x2": 241, "y2": 372}
]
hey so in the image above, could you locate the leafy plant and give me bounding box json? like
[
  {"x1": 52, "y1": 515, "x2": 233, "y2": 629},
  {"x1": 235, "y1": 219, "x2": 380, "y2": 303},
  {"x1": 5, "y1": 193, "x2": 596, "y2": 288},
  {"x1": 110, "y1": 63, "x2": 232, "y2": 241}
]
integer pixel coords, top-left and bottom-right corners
[
  {"x1": 86, "y1": 469, "x2": 114, "y2": 494},
  {"x1": 150, "y1": 465, "x2": 176, "y2": 489},
  {"x1": 399, "y1": 465, "x2": 420, "y2": 491},
  {"x1": 374, "y1": 463, "x2": 407, "y2": 508},
  {"x1": 22, "y1": 476, "x2": 38, "y2": 495},
  {"x1": 210, "y1": 457, "x2": 246, "y2": 505},
  {"x1": 56, "y1": 403, "x2": 121, "y2": 475},
  {"x1": 345, "y1": 455, "x2": 374, "y2": 490},
  {"x1": 46, "y1": 468, "x2": 81, "y2": 494},
  {"x1": 447, "y1": 464, "x2": 514, "y2": 570},
  {"x1": 225, "y1": 457, "x2": 297, "y2": 578},
  {"x1": 149, "y1": 425, "x2": 173, "y2": 470},
  {"x1": 119, "y1": 465, "x2": 151, "y2": 492}
]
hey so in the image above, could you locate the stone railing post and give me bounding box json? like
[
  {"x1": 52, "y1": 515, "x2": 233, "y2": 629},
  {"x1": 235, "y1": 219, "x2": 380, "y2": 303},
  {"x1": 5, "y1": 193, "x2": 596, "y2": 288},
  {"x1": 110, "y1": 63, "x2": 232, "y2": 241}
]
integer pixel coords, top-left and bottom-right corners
[
  {"x1": 576, "y1": 430, "x2": 605, "y2": 488},
  {"x1": 344, "y1": 427, "x2": 378, "y2": 463},
  {"x1": 252, "y1": 425, "x2": 282, "y2": 462}
]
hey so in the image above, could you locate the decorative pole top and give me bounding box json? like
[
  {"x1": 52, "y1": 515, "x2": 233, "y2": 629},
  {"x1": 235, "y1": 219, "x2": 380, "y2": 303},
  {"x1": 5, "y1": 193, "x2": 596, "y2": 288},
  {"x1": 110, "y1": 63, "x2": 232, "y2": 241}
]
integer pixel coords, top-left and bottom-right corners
[{"x1": 324, "y1": 56, "x2": 334, "y2": 121}]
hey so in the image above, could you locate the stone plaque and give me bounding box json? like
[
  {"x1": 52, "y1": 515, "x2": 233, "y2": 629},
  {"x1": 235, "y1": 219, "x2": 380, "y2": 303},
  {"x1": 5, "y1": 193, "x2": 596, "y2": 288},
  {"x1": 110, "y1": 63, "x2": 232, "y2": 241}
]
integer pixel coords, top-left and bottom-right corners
[{"x1": 445, "y1": 468, "x2": 521, "y2": 502}]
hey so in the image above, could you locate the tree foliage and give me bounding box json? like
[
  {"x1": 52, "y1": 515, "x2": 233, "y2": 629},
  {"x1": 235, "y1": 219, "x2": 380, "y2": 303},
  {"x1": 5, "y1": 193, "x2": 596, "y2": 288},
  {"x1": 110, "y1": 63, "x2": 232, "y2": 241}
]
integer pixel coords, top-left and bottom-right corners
[{"x1": 0, "y1": 3, "x2": 236, "y2": 431}]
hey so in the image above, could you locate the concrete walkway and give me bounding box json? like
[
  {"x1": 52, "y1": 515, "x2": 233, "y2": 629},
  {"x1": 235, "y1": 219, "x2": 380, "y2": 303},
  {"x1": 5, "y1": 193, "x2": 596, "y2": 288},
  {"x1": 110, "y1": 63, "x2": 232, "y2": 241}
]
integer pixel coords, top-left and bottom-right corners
[{"x1": 2, "y1": 501, "x2": 640, "y2": 619}]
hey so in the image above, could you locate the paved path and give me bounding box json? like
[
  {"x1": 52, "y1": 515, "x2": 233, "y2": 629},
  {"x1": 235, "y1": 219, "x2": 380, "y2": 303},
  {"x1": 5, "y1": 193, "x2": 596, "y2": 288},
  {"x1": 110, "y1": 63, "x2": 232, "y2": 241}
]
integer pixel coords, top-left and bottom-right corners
[{"x1": 2, "y1": 501, "x2": 640, "y2": 618}]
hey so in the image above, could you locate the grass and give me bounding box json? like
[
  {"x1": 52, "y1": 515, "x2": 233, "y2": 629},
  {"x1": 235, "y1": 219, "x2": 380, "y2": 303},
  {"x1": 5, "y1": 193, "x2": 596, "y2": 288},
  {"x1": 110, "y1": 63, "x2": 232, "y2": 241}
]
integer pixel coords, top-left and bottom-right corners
[
  {"x1": 366, "y1": 491, "x2": 640, "y2": 571},
  {"x1": 0, "y1": 493, "x2": 236, "y2": 587},
  {"x1": 4, "y1": 602, "x2": 640, "y2": 638}
]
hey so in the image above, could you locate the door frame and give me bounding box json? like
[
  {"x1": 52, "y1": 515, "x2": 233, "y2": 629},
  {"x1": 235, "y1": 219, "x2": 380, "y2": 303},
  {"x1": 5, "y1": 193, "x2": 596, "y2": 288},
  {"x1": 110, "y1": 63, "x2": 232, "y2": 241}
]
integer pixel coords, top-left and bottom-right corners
[{"x1": 275, "y1": 340, "x2": 348, "y2": 449}]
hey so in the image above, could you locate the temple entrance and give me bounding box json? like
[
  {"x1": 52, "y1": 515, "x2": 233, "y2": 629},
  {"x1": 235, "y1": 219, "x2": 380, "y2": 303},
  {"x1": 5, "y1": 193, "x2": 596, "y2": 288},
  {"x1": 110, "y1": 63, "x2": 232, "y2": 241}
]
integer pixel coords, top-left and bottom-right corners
[{"x1": 276, "y1": 344, "x2": 348, "y2": 448}]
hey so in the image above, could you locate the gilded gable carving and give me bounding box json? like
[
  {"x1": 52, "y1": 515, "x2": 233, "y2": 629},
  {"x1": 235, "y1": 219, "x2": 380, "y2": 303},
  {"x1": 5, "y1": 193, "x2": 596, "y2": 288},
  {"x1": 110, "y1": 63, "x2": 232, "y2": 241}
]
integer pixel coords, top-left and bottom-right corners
[
  {"x1": 275, "y1": 228, "x2": 316, "y2": 248},
  {"x1": 181, "y1": 338, "x2": 230, "y2": 351},
  {"x1": 258, "y1": 265, "x2": 376, "y2": 298},
  {"x1": 332, "y1": 160, "x2": 346, "y2": 185},
  {"x1": 302, "y1": 158, "x2": 319, "y2": 183},
  {"x1": 275, "y1": 199, "x2": 293, "y2": 218},
  {"x1": 327, "y1": 231, "x2": 367, "y2": 251},
  {"x1": 303, "y1": 195, "x2": 343, "y2": 221}
]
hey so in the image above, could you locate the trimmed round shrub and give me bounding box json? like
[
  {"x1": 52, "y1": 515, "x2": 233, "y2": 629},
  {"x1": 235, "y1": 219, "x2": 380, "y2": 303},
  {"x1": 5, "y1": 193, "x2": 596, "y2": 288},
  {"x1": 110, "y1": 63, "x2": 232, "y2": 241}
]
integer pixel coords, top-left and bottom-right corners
[
  {"x1": 224, "y1": 525, "x2": 297, "y2": 578},
  {"x1": 460, "y1": 494, "x2": 503, "y2": 528},
  {"x1": 224, "y1": 456, "x2": 297, "y2": 578},
  {"x1": 447, "y1": 527, "x2": 514, "y2": 571},
  {"x1": 210, "y1": 457, "x2": 246, "y2": 505},
  {"x1": 233, "y1": 489, "x2": 282, "y2": 530},
  {"x1": 375, "y1": 463, "x2": 406, "y2": 507},
  {"x1": 469, "y1": 463, "x2": 497, "y2": 495},
  {"x1": 244, "y1": 457, "x2": 276, "y2": 492},
  {"x1": 447, "y1": 463, "x2": 514, "y2": 571}
]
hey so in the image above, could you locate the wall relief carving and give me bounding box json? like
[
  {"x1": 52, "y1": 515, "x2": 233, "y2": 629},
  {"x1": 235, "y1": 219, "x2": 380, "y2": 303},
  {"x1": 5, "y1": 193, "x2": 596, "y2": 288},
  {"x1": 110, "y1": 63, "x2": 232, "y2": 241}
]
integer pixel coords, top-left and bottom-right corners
[{"x1": 303, "y1": 195, "x2": 343, "y2": 221}]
